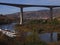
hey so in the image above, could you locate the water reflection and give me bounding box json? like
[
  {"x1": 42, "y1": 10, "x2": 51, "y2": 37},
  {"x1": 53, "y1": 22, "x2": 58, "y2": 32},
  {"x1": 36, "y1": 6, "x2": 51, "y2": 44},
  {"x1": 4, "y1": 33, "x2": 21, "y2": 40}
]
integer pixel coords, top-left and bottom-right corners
[
  {"x1": 0, "y1": 23, "x2": 16, "y2": 31},
  {"x1": 39, "y1": 32, "x2": 58, "y2": 42},
  {"x1": 57, "y1": 33, "x2": 60, "y2": 41}
]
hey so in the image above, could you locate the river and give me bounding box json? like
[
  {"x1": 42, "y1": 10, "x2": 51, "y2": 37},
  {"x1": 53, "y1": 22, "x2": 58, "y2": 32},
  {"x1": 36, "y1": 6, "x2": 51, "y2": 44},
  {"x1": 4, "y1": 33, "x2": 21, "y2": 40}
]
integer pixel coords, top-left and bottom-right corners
[
  {"x1": 0, "y1": 23, "x2": 60, "y2": 42},
  {"x1": 39, "y1": 32, "x2": 57, "y2": 42},
  {"x1": 0, "y1": 23, "x2": 16, "y2": 32}
]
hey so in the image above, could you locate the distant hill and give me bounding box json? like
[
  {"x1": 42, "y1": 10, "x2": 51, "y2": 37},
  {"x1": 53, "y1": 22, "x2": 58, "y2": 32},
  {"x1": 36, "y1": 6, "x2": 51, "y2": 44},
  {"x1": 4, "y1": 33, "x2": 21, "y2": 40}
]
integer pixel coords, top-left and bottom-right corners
[
  {"x1": 0, "y1": 14, "x2": 13, "y2": 24},
  {"x1": 5, "y1": 8, "x2": 60, "y2": 20}
]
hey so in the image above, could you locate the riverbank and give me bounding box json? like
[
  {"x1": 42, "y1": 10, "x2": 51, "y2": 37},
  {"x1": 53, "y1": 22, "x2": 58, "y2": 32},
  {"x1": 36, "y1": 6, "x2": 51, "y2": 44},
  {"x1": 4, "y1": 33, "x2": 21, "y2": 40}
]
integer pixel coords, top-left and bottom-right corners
[
  {"x1": 15, "y1": 19, "x2": 60, "y2": 45},
  {"x1": 48, "y1": 41, "x2": 60, "y2": 45}
]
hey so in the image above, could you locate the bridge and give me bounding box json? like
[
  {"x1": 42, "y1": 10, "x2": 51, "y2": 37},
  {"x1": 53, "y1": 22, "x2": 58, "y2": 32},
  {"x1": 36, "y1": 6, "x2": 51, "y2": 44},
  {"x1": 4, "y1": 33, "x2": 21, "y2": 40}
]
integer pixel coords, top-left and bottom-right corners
[{"x1": 0, "y1": 2, "x2": 60, "y2": 25}]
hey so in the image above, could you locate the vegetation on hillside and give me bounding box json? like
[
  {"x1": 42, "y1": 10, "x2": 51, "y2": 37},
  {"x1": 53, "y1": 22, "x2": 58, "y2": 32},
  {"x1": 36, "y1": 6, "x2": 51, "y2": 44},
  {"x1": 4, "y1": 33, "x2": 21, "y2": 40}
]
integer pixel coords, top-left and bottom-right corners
[{"x1": 0, "y1": 14, "x2": 16, "y2": 25}]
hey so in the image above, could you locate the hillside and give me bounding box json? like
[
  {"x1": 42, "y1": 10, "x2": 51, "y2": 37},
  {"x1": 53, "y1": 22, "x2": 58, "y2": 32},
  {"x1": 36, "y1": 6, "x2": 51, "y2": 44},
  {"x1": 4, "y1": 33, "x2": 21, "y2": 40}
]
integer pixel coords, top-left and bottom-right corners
[
  {"x1": 5, "y1": 8, "x2": 60, "y2": 20},
  {"x1": 0, "y1": 14, "x2": 13, "y2": 24}
]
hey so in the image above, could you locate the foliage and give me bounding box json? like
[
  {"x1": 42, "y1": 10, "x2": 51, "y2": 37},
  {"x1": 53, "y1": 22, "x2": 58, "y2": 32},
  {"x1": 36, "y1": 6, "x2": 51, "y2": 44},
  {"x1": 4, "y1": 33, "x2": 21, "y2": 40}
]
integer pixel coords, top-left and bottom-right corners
[
  {"x1": 28, "y1": 19, "x2": 48, "y2": 24},
  {"x1": 15, "y1": 20, "x2": 48, "y2": 45},
  {"x1": 0, "y1": 15, "x2": 15, "y2": 25}
]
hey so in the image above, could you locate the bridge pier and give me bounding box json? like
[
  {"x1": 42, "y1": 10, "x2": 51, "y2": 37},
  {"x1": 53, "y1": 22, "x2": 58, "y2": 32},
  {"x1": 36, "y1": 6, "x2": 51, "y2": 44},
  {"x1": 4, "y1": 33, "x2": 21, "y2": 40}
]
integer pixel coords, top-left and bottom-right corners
[
  {"x1": 50, "y1": 7, "x2": 53, "y2": 21},
  {"x1": 49, "y1": 7, "x2": 54, "y2": 42},
  {"x1": 20, "y1": 7, "x2": 23, "y2": 25}
]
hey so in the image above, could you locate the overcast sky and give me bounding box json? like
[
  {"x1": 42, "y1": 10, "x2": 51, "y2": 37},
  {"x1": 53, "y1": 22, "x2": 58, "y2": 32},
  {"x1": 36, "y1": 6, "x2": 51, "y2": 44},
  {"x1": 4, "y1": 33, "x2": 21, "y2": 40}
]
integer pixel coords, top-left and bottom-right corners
[{"x1": 0, "y1": 0, "x2": 60, "y2": 14}]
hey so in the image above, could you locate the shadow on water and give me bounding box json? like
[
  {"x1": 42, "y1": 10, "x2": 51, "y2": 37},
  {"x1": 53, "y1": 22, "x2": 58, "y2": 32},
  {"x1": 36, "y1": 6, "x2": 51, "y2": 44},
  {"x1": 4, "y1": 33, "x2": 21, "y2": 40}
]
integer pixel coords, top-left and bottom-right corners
[{"x1": 39, "y1": 32, "x2": 60, "y2": 42}]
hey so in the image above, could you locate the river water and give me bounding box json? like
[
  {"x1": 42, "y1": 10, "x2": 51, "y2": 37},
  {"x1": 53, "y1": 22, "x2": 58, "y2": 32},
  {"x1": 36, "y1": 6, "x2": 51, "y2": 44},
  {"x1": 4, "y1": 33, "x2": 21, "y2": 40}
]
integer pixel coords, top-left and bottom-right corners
[
  {"x1": 0, "y1": 23, "x2": 16, "y2": 31},
  {"x1": 39, "y1": 32, "x2": 57, "y2": 42},
  {"x1": 0, "y1": 23, "x2": 60, "y2": 42}
]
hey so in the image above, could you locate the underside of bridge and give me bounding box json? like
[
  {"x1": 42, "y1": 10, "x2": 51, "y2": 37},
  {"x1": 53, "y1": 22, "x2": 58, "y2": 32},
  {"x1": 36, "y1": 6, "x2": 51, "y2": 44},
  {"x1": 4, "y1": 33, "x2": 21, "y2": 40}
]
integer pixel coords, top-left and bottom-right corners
[{"x1": 0, "y1": 2, "x2": 60, "y2": 25}]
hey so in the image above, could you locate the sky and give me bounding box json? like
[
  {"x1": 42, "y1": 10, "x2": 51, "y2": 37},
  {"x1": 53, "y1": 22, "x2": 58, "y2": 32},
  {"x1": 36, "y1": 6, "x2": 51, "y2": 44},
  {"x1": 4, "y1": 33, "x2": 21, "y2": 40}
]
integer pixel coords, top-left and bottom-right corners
[{"x1": 0, "y1": 0, "x2": 60, "y2": 14}]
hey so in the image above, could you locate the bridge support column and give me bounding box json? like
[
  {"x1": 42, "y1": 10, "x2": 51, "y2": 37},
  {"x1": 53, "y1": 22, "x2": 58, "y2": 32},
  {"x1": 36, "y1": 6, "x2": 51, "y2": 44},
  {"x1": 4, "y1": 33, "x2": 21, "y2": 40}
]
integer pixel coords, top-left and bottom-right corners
[
  {"x1": 20, "y1": 7, "x2": 23, "y2": 25},
  {"x1": 50, "y1": 7, "x2": 54, "y2": 42},
  {"x1": 50, "y1": 7, "x2": 53, "y2": 21}
]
